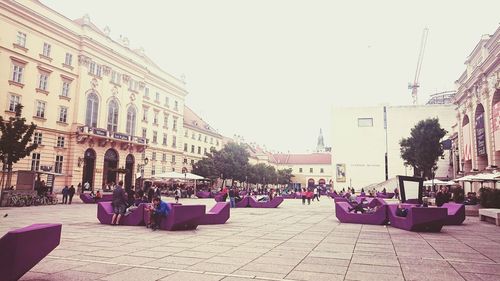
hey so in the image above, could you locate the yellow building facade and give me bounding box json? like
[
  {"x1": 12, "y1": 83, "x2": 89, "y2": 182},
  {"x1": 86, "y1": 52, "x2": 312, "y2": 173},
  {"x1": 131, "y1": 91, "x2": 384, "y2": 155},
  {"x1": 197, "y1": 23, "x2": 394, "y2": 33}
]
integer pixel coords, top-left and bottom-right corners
[{"x1": 0, "y1": 0, "x2": 187, "y2": 191}]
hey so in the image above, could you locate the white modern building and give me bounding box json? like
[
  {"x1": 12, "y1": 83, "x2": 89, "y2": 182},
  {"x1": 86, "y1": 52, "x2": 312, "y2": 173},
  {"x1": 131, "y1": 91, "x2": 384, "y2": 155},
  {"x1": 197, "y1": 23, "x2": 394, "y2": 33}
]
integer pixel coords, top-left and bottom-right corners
[{"x1": 331, "y1": 104, "x2": 456, "y2": 189}]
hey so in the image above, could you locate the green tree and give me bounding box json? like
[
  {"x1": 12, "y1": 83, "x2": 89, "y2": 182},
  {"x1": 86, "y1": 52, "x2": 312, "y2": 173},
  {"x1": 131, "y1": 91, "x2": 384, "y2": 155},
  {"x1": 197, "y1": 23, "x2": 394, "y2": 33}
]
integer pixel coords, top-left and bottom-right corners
[
  {"x1": 277, "y1": 168, "x2": 293, "y2": 186},
  {"x1": 400, "y1": 118, "x2": 447, "y2": 179},
  {"x1": 191, "y1": 153, "x2": 218, "y2": 181},
  {"x1": 0, "y1": 104, "x2": 38, "y2": 200}
]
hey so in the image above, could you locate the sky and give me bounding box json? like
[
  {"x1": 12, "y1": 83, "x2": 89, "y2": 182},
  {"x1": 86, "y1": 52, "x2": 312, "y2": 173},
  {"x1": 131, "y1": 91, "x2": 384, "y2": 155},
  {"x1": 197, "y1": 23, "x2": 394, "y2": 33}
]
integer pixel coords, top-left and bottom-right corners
[{"x1": 43, "y1": 0, "x2": 500, "y2": 153}]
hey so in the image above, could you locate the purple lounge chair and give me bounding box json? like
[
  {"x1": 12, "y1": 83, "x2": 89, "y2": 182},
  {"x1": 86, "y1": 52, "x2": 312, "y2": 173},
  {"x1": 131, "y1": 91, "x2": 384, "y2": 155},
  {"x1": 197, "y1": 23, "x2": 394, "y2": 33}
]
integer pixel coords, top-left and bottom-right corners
[
  {"x1": 248, "y1": 196, "x2": 284, "y2": 208},
  {"x1": 236, "y1": 196, "x2": 250, "y2": 207},
  {"x1": 79, "y1": 193, "x2": 113, "y2": 203},
  {"x1": 146, "y1": 204, "x2": 206, "y2": 231},
  {"x1": 0, "y1": 223, "x2": 62, "y2": 281},
  {"x1": 97, "y1": 202, "x2": 146, "y2": 226},
  {"x1": 197, "y1": 202, "x2": 230, "y2": 225},
  {"x1": 376, "y1": 192, "x2": 395, "y2": 199},
  {"x1": 387, "y1": 205, "x2": 447, "y2": 232},
  {"x1": 335, "y1": 198, "x2": 388, "y2": 225},
  {"x1": 442, "y1": 203, "x2": 466, "y2": 225},
  {"x1": 196, "y1": 191, "x2": 212, "y2": 198}
]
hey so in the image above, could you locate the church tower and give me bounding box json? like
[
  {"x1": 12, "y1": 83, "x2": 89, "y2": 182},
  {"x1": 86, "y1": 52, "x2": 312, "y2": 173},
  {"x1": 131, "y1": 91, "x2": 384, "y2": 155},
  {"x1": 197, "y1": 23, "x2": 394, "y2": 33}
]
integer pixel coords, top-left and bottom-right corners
[{"x1": 316, "y1": 129, "x2": 325, "y2": 152}]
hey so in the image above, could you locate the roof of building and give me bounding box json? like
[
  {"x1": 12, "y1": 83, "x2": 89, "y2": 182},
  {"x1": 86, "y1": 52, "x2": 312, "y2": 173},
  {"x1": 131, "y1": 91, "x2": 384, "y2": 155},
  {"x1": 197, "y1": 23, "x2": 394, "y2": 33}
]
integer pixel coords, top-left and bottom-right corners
[
  {"x1": 183, "y1": 106, "x2": 221, "y2": 137},
  {"x1": 271, "y1": 153, "x2": 332, "y2": 165}
]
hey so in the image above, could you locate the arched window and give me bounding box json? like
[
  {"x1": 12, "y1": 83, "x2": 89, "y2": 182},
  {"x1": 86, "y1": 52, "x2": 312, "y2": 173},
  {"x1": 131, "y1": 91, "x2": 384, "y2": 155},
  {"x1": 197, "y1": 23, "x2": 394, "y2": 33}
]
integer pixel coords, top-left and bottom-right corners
[
  {"x1": 126, "y1": 106, "x2": 136, "y2": 136},
  {"x1": 107, "y1": 99, "x2": 119, "y2": 132},
  {"x1": 85, "y1": 92, "x2": 99, "y2": 127}
]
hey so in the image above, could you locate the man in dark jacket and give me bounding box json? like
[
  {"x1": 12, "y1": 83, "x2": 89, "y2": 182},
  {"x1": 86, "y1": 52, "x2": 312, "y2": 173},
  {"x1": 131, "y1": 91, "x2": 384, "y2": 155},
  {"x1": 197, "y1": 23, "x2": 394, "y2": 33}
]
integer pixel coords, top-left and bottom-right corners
[
  {"x1": 68, "y1": 185, "x2": 75, "y2": 204},
  {"x1": 111, "y1": 181, "x2": 127, "y2": 225}
]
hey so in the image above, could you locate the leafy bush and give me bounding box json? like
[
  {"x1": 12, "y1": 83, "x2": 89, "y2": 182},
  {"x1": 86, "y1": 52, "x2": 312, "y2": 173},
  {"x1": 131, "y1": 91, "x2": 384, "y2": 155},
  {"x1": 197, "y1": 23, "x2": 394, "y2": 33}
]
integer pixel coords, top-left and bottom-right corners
[{"x1": 479, "y1": 187, "x2": 500, "y2": 208}]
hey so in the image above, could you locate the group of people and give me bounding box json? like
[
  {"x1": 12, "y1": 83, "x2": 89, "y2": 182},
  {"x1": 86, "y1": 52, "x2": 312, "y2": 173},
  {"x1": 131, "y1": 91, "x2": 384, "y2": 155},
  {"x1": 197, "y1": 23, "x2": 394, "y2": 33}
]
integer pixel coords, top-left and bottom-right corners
[{"x1": 61, "y1": 185, "x2": 76, "y2": 204}]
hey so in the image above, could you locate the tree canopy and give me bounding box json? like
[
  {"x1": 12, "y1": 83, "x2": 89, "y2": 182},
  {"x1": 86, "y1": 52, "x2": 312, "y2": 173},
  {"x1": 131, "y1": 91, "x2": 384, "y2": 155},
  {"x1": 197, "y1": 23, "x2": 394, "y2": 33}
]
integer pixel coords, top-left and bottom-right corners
[{"x1": 400, "y1": 118, "x2": 447, "y2": 179}]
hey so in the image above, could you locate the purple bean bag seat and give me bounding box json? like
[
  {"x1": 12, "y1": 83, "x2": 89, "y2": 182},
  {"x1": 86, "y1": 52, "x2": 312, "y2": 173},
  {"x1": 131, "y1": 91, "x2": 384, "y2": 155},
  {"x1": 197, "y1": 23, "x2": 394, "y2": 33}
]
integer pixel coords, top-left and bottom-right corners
[
  {"x1": 97, "y1": 202, "x2": 146, "y2": 226},
  {"x1": 0, "y1": 223, "x2": 62, "y2": 281},
  {"x1": 197, "y1": 202, "x2": 230, "y2": 225},
  {"x1": 143, "y1": 203, "x2": 205, "y2": 231},
  {"x1": 442, "y1": 203, "x2": 466, "y2": 225},
  {"x1": 248, "y1": 196, "x2": 284, "y2": 208},
  {"x1": 79, "y1": 193, "x2": 113, "y2": 203},
  {"x1": 388, "y1": 205, "x2": 447, "y2": 232},
  {"x1": 376, "y1": 192, "x2": 395, "y2": 199},
  {"x1": 335, "y1": 198, "x2": 388, "y2": 225},
  {"x1": 235, "y1": 196, "x2": 250, "y2": 207},
  {"x1": 282, "y1": 193, "x2": 296, "y2": 199},
  {"x1": 214, "y1": 194, "x2": 226, "y2": 202},
  {"x1": 196, "y1": 191, "x2": 212, "y2": 198}
]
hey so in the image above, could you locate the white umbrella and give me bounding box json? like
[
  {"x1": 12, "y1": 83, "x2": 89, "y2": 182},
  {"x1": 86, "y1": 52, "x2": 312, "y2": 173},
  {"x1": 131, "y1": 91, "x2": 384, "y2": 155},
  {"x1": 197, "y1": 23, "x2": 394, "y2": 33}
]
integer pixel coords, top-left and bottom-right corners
[
  {"x1": 152, "y1": 171, "x2": 185, "y2": 179},
  {"x1": 183, "y1": 172, "x2": 205, "y2": 180},
  {"x1": 423, "y1": 179, "x2": 454, "y2": 186}
]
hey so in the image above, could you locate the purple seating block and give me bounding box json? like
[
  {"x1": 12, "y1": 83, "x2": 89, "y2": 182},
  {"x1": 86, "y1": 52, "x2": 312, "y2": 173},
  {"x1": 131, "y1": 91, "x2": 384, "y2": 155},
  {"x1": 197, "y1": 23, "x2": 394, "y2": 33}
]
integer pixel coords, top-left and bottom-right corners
[
  {"x1": 196, "y1": 191, "x2": 212, "y2": 198},
  {"x1": 388, "y1": 205, "x2": 447, "y2": 232},
  {"x1": 442, "y1": 203, "x2": 466, "y2": 225},
  {"x1": 236, "y1": 197, "x2": 250, "y2": 207},
  {"x1": 79, "y1": 193, "x2": 113, "y2": 203},
  {"x1": 282, "y1": 194, "x2": 296, "y2": 199},
  {"x1": 151, "y1": 204, "x2": 206, "y2": 231},
  {"x1": 0, "y1": 223, "x2": 62, "y2": 281},
  {"x1": 248, "y1": 196, "x2": 284, "y2": 208},
  {"x1": 198, "y1": 202, "x2": 230, "y2": 225},
  {"x1": 214, "y1": 194, "x2": 225, "y2": 202},
  {"x1": 335, "y1": 198, "x2": 388, "y2": 225},
  {"x1": 376, "y1": 192, "x2": 395, "y2": 199},
  {"x1": 97, "y1": 202, "x2": 146, "y2": 226}
]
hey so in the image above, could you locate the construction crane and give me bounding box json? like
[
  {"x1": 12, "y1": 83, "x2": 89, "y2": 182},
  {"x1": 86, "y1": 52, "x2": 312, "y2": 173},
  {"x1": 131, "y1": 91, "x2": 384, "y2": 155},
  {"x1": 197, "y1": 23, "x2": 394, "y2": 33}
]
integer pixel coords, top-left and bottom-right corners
[{"x1": 408, "y1": 27, "x2": 429, "y2": 105}]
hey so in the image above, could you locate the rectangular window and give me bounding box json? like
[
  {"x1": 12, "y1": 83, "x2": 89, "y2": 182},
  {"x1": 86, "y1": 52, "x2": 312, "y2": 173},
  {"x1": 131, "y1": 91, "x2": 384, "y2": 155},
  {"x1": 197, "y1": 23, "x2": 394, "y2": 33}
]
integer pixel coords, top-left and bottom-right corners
[
  {"x1": 128, "y1": 79, "x2": 138, "y2": 91},
  {"x1": 142, "y1": 108, "x2": 148, "y2": 122},
  {"x1": 96, "y1": 65, "x2": 102, "y2": 77},
  {"x1": 16, "y1": 32, "x2": 26, "y2": 47},
  {"x1": 358, "y1": 118, "x2": 373, "y2": 127},
  {"x1": 89, "y1": 62, "x2": 96, "y2": 74},
  {"x1": 38, "y1": 73, "x2": 49, "y2": 90},
  {"x1": 35, "y1": 100, "x2": 46, "y2": 118},
  {"x1": 162, "y1": 153, "x2": 166, "y2": 162},
  {"x1": 216, "y1": 140, "x2": 219, "y2": 146},
  {"x1": 171, "y1": 155, "x2": 176, "y2": 163},
  {"x1": 33, "y1": 132, "x2": 43, "y2": 145},
  {"x1": 152, "y1": 152, "x2": 156, "y2": 161},
  {"x1": 184, "y1": 143, "x2": 188, "y2": 152},
  {"x1": 163, "y1": 114, "x2": 168, "y2": 127},
  {"x1": 184, "y1": 130, "x2": 189, "y2": 137},
  {"x1": 320, "y1": 168, "x2": 324, "y2": 173},
  {"x1": 155, "y1": 92, "x2": 160, "y2": 102},
  {"x1": 299, "y1": 168, "x2": 303, "y2": 173},
  {"x1": 198, "y1": 134, "x2": 202, "y2": 141},
  {"x1": 58, "y1": 106, "x2": 68, "y2": 123},
  {"x1": 31, "y1": 153, "x2": 40, "y2": 171},
  {"x1": 151, "y1": 165, "x2": 156, "y2": 176},
  {"x1": 210, "y1": 137, "x2": 213, "y2": 144},
  {"x1": 12, "y1": 64, "x2": 24, "y2": 83},
  {"x1": 197, "y1": 146, "x2": 201, "y2": 154},
  {"x1": 204, "y1": 136, "x2": 207, "y2": 143},
  {"x1": 142, "y1": 128, "x2": 147, "y2": 138},
  {"x1": 174, "y1": 100, "x2": 178, "y2": 111},
  {"x1": 42, "y1": 43, "x2": 51, "y2": 57},
  {"x1": 56, "y1": 136, "x2": 65, "y2": 148},
  {"x1": 172, "y1": 118, "x2": 177, "y2": 131},
  {"x1": 144, "y1": 87, "x2": 149, "y2": 98},
  {"x1": 152, "y1": 131, "x2": 158, "y2": 143},
  {"x1": 162, "y1": 166, "x2": 166, "y2": 173},
  {"x1": 8, "y1": 95, "x2": 20, "y2": 112},
  {"x1": 65, "y1": 53, "x2": 73, "y2": 66},
  {"x1": 204, "y1": 147, "x2": 207, "y2": 155},
  {"x1": 110, "y1": 71, "x2": 121, "y2": 84},
  {"x1": 183, "y1": 158, "x2": 188, "y2": 164},
  {"x1": 54, "y1": 155, "x2": 63, "y2": 173},
  {"x1": 163, "y1": 134, "x2": 167, "y2": 146},
  {"x1": 172, "y1": 136, "x2": 177, "y2": 148},
  {"x1": 191, "y1": 145, "x2": 195, "y2": 153},
  {"x1": 153, "y1": 111, "x2": 158, "y2": 125},
  {"x1": 191, "y1": 159, "x2": 195, "y2": 165},
  {"x1": 310, "y1": 168, "x2": 313, "y2": 173},
  {"x1": 164, "y1": 96, "x2": 169, "y2": 107},
  {"x1": 61, "y1": 81, "x2": 70, "y2": 97}
]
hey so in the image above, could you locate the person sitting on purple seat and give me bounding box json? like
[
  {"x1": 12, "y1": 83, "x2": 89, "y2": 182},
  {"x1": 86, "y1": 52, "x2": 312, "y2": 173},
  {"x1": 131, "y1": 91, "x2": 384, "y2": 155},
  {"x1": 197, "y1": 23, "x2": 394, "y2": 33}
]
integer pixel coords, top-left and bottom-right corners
[
  {"x1": 147, "y1": 197, "x2": 171, "y2": 231},
  {"x1": 395, "y1": 204, "x2": 408, "y2": 217},
  {"x1": 348, "y1": 198, "x2": 367, "y2": 214}
]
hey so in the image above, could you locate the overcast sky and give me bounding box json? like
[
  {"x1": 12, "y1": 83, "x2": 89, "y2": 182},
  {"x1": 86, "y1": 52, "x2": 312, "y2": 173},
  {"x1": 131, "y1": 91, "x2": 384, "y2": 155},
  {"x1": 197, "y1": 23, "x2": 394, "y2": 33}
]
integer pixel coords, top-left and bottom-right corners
[{"x1": 43, "y1": 0, "x2": 500, "y2": 152}]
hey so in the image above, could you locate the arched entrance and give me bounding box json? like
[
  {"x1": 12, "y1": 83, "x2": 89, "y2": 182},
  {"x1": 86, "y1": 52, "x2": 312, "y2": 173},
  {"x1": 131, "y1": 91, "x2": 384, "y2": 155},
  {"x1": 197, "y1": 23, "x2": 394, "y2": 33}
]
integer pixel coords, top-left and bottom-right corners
[
  {"x1": 124, "y1": 154, "x2": 134, "y2": 189},
  {"x1": 462, "y1": 115, "x2": 472, "y2": 172},
  {"x1": 492, "y1": 90, "x2": 500, "y2": 166},
  {"x1": 318, "y1": 179, "x2": 326, "y2": 186},
  {"x1": 103, "y1": 149, "x2": 119, "y2": 189},
  {"x1": 474, "y1": 104, "x2": 487, "y2": 171},
  {"x1": 82, "y1": 149, "x2": 96, "y2": 191},
  {"x1": 307, "y1": 178, "x2": 315, "y2": 188}
]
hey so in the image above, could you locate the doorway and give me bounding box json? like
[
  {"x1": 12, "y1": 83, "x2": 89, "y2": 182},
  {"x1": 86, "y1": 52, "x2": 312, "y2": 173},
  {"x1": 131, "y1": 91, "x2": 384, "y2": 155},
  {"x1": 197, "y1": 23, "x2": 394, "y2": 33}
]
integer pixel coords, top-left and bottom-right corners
[
  {"x1": 103, "y1": 149, "x2": 119, "y2": 190},
  {"x1": 82, "y1": 149, "x2": 96, "y2": 191}
]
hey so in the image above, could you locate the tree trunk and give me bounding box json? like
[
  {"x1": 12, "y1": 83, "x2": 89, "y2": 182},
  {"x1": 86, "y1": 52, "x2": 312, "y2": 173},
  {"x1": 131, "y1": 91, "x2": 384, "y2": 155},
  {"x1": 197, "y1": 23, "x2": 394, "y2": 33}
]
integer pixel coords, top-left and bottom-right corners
[
  {"x1": 0, "y1": 162, "x2": 5, "y2": 206},
  {"x1": 5, "y1": 163, "x2": 13, "y2": 190}
]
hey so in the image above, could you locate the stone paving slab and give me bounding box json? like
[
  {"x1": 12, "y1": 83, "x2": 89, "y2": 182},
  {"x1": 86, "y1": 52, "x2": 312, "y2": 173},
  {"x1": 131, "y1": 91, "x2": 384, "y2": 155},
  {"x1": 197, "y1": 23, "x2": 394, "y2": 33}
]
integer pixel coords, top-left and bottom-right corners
[{"x1": 1, "y1": 197, "x2": 499, "y2": 280}]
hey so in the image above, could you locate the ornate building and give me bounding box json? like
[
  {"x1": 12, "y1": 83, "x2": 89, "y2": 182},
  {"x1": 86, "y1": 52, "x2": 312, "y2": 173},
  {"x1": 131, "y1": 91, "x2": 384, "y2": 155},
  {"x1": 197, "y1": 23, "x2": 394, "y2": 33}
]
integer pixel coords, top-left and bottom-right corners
[
  {"x1": 0, "y1": 0, "x2": 187, "y2": 191},
  {"x1": 454, "y1": 26, "x2": 500, "y2": 174}
]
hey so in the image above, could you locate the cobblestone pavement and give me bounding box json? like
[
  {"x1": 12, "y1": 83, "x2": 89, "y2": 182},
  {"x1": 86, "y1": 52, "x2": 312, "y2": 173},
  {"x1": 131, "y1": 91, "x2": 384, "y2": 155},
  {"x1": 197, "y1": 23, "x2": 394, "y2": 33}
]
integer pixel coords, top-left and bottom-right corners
[{"x1": 1, "y1": 197, "x2": 499, "y2": 281}]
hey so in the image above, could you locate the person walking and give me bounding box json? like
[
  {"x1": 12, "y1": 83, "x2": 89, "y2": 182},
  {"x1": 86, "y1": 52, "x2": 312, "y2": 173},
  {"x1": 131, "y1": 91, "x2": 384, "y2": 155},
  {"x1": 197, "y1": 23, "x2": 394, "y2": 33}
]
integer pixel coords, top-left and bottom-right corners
[
  {"x1": 175, "y1": 188, "x2": 181, "y2": 203},
  {"x1": 62, "y1": 185, "x2": 69, "y2": 204},
  {"x1": 111, "y1": 181, "x2": 127, "y2": 225},
  {"x1": 68, "y1": 185, "x2": 75, "y2": 204},
  {"x1": 228, "y1": 187, "x2": 236, "y2": 208},
  {"x1": 301, "y1": 188, "x2": 307, "y2": 205},
  {"x1": 312, "y1": 187, "x2": 319, "y2": 201}
]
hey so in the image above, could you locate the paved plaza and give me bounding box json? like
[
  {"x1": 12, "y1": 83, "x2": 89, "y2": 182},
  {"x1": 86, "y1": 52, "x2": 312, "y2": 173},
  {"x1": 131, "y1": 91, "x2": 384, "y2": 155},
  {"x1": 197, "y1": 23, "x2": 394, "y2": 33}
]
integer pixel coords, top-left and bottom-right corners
[{"x1": 1, "y1": 198, "x2": 500, "y2": 281}]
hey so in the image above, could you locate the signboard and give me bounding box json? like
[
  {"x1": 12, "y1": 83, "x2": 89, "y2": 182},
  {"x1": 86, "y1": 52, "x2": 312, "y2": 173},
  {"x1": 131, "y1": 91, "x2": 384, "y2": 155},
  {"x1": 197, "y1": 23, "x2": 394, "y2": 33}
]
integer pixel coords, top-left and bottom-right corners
[
  {"x1": 135, "y1": 137, "x2": 146, "y2": 144},
  {"x1": 15, "y1": 171, "x2": 36, "y2": 190},
  {"x1": 336, "y1": 164, "x2": 346, "y2": 182},
  {"x1": 462, "y1": 123, "x2": 472, "y2": 161},
  {"x1": 113, "y1": 132, "x2": 129, "y2": 141},
  {"x1": 46, "y1": 174, "x2": 54, "y2": 188},
  {"x1": 93, "y1": 128, "x2": 107, "y2": 137},
  {"x1": 494, "y1": 102, "x2": 500, "y2": 151},
  {"x1": 475, "y1": 112, "x2": 486, "y2": 156}
]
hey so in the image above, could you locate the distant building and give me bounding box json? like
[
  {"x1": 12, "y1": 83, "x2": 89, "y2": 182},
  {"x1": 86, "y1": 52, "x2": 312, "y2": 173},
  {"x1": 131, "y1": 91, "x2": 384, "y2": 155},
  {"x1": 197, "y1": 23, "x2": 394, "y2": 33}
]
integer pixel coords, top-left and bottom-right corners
[
  {"x1": 316, "y1": 129, "x2": 326, "y2": 152},
  {"x1": 271, "y1": 153, "x2": 332, "y2": 187},
  {"x1": 331, "y1": 104, "x2": 456, "y2": 189}
]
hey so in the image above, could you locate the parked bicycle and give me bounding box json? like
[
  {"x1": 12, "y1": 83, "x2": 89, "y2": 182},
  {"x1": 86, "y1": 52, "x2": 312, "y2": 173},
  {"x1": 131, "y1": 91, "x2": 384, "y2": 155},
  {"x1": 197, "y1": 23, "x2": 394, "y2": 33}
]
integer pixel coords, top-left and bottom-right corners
[{"x1": 6, "y1": 193, "x2": 58, "y2": 207}]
